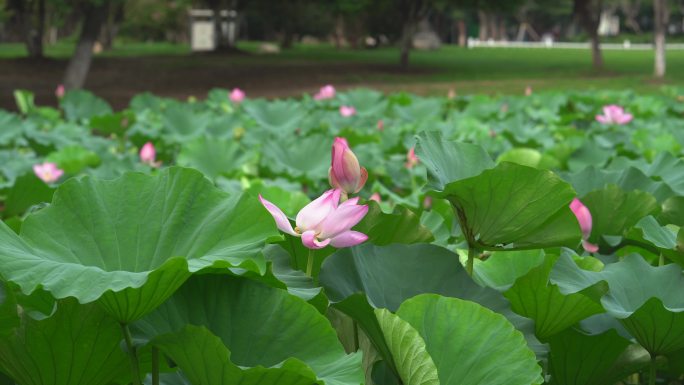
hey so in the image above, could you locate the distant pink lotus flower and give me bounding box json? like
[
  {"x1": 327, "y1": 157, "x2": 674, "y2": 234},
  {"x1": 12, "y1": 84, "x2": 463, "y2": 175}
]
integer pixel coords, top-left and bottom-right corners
[
  {"x1": 525, "y1": 86, "x2": 533, "y2": 96},
  {"x1": 447, "y1": 89, "x2": 456, "y2": 99},
  {"x1": 339, "y1": 105, "x2": 356, "y2": 117},
  {"x1": 405, "y1": 147, "x2": 419, "y2": 169},
  {"x1": 423, "y1": 196, "x2": 433, "y2": 210},
  {"x1": 595, "y1": 105, "x2": 633, "y2": 125},
  {"x1": 33, "y1": 162, "x2": 63, "y2": 183},
  {"x1": 260, "y1": 189, "x2": 369, "y2": 249},
  {"x1": 55, "y1": 84, "x2": 65, "y2": 99},
  {"x1": 570, "y1": 198, "x2": 599, "y2": 253},
  {"x1": 140, "y1": 142, "x2": 161, "y2": 167},
  {"x1": 369, "y1": 193, "x2": 381, "y2": 203},
  {"x1": 329, "y1": 137, "x2": 367, "y2": 195},
  {"x1": 314, "y1": 84, "x2": 336, "y2": 100},
  {"x1": 230, "y1": 88, "x2": 245, "y2": 103},
  {"x1": 377, "y1": 120, "x2": 384, "y2": 131}
]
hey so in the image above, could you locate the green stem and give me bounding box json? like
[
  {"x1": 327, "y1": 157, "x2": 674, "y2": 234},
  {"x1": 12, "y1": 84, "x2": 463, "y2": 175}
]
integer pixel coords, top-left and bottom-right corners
[
  {"x1": 152, "y1": 346, "x2": 159, "y2": 385},
  {"x1": 120, "y1": 323, "x2": 142, "y2": 385},
  {"x1": 649, "y1": 354, "x2": 657, "y2": 385},
  {"x1": 466, "y1": 247, "x2": 476, "y2": 276},
  {"x1": 659, "y1": 254, "x2": 665, "y2": 267},
  {"x1": 306, "y1": 249, "x2": 314, "y2": 277},
  {"x1": 352, "y1": 319, "x2": 359, "y2": 352}
]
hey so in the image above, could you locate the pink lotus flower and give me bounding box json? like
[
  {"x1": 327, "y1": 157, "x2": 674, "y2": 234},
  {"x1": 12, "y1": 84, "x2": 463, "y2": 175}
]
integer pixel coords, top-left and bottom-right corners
[
  {"x1": 423, "y1": 196, "x2": 433, "y2": 210},
  {"x1": 33, "y1": 162, "x2": 63, "y2": 183},
  {"x1": 260, "y1": 189, "x2": 369, "y2": 249},
  {"x1": 369, "y1": 193, "x2": 381, "y2": 203},
  {"x1": 140, "y1": 142, "x2": 161, "y2": 167},
  {"x1": 447, "y1": 89, "x2": 456, "y2": 99},
  {"x1": 55, "y1": 84, "x2": 65, "y2": 99},
  {"x1": 405, "y1": 147, "x2": 419, "y2": 169},
  {"x1": 525, "y1": 86, "x2": 532, "y2": 96},
  {"x1": 595, "y1": 105, "x2": 633, "y2": 125},
  {"x1": 377, "y1": 120, "x2": 384, "y2": 131},
  {"x1": 230, "y1": 88, "x2": 245, "y2": 103},
  {"x1": 570, "y1": 198, "x2": 599, "y2": 253},
  {"x1": 339, "y1": 105, "x2": 356, "y2": 117},
  {"x1": 314, "y1": 85, "x2": 336, "y2": 100},
  {"x1": 329, "y1": 137, "x2": 368, "y2": 195}
]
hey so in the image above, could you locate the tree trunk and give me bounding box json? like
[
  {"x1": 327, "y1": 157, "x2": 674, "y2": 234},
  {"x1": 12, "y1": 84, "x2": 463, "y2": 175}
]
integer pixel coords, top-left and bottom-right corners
[
  {"x1": 575, "y1": 0, "x2": 604, "y2": 70},
  {"x1": 457, "y1": 19, "x2": 467, "y2": 46},
  {"x1": 478, "y1": 10, "x2": 488, "y2": 40},
  {"x1": 10, "y1": 0, "x2": 45, "y2": 58},
  {"x1": 653, "y1": 0, "x2": 666, "y2": 77},
  {"x1": 63, "y1": 1, "x2": 110, "y2": 90},
  {"x1": 399, "y1": 20, "x2": 413, "y2": 69}
]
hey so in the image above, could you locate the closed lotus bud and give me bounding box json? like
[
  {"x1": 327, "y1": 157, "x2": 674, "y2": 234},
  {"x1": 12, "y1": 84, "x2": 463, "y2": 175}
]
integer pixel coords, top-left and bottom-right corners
[{"x1": 329, "y1": 137, "x2": 368, "y2": 195}]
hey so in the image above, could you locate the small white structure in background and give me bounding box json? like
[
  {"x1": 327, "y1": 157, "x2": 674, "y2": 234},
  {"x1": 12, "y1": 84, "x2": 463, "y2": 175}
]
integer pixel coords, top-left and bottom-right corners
[
  {"x1": 189, "y1": 9, "x2": 238, "y2": 52},
  {"x1": 412, "y1": 19, "x2": 441, "y2": 50},
  {"x1": 541, "y1": 33, "x2": 554, "y2": 47},
  {"x1": 598, "y1": 12, "x2": 620, "y2": 36}
]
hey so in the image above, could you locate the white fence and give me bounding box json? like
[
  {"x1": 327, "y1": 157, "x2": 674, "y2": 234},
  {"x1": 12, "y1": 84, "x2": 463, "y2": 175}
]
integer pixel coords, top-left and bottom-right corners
[{"x1": 467, "y1": 38, "x2": 684, "y2": 50}]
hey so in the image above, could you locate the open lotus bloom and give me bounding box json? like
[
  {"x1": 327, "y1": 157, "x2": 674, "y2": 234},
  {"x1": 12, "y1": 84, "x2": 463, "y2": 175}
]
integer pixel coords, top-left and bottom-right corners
[
  {"x1": 230, "y1": 88, "x2": 245, "y2": 103},
  {"x1": 140, "y1": 142, "x2": 161, "y2": 167},
  {"x1": 339, "y1": 105, "x2": 356, "y2": 117},
  {"x1": 595, "y1": 105, "x2": 633, "y2": 125},
  {"x1": 314, "y1": 84, "x2": 336, "y2": 100},
  {"x1": 570, "y1": 198, "x2": 599, "y2": 253},
  {"x1": 405, "y1": 147, "x2": 419, "y2": 169},
  {"x1": 329, "y1": 137, "x2": 368, "y2": 195},
  {"x1": 55, "y1": 84, "x2": 65, "y2": 99},
  {"x1": 33, "y1": 162, "x2": 64, "y2": 183},
  {"x1": 260, "y1": 189, "x2": 369, "y2": 249}
]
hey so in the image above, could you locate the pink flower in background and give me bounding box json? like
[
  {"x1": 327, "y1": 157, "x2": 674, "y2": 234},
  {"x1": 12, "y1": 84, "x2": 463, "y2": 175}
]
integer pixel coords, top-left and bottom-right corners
[
  {"x1": 447, "y1": 89, "x2": 456, "y2": 99},
  {"x1": 140, "y1": 142, "x2": 161, "y2": 167},
  {"x1": 525, "y1": 86, "x2": 533, "y2": 96},
  {"x1": 314, "y1": 84, "x2": 336, "y2": 100},
  {"x1": 377, "y1": 120, "x2": 384, "y2": 131},
  {"x1": 55, "y1": 84, "x2": 65, "y2": 99},
  {"x1": 423, "y1": 196, "x2": 433, "y2": 210},
  {"x1": 339, "y1": 105, "x2": 356, "y2": 117},
  {"x1": 595, "y1": 105, "x2": 633, "y2": 125},
  {"x1": 405, "y1": 147, "x2": 419, "y2": 169},
  {"x1": 570, "y1": 198, "x2": 599, "y2": 253},
  {"x1": 33, "y1": 162, "x2": 63, "y2": 183},
  {"x1": 369, "y1": 193, "x2": 381, "y2": 203},
  {"x1": 230, "y1": 88, "x2": 245, "y2": 103},
  {"x1": 260, "y1": 189, "x2": 369, "y2": 249},
  {"x1": 329, "y1": 137, "x2": 368, "y2": 195}
]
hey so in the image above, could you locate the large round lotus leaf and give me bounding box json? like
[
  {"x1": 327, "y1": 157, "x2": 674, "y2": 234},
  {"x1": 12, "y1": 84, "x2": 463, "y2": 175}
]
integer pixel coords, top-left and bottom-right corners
[
  {"x1": 243, "y1": 99, "x2": 307, "y2": 134},
  {"x1": 134, "y1": 274, "x2": 363, "y2": 385},
  {"x1": 176, "y1": 135, "x2": 252, "y2": 180},
  {"x1": 393, "y1": 294, "x2": 543, "y2": 385},
  {"x1": 551, "y1": 254, "x2": 684, "y2": 355},
  {"x1": 262, "y1": 134, "x2": 330, "y2": 180},
  {"x1": 0, "y1": 299, "x2": 129, "y2": 385},
  {"x1": 0, "y1": 167, "x2": 279, "y2": 322}
]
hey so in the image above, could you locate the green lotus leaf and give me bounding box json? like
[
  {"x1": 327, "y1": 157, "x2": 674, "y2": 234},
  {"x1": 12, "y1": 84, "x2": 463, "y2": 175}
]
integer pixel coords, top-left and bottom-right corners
[
  {"x1": 135, "y1": 274, "x2": 363, "y2": 385},
  {"x1": 2, "y1": 173, "x2": 55, "y2": 218},
  {"x1": 0, "y1": 298, "x2": 129, "y2": 385},
  {"x1": 441, "y1": 162, "x2": 580, "y2": 250},
  {"x1": 548, "y1": 328, "x2": 650, "y2": 385},
  {"x1": 46, "y1": 145, "x2": 101, "y2": 174},
  {"x1": 243, "y1": 99, "x2": 306, "y2": 134},
  {"x1": 551, "y1": 254, "x2": 684, "y2": 354},
  {"x1": 160, "y1": 103, "x2": 213, "y2": 142},
  {"x1": 374, "y1": 309, "x2": 439, "y2": 385},
  {"x1": 393, "y1": 294, "x2": 543, "y2": 385},
  {"x1": 633, "y1": 215, "x2": 677, "y2": 249},
  {"x1": 393, "y1": 98, "x2": 442, "y2": 122},
  {"x1": 262, "y1": 134, "x2": 330, "y2": 180},
  {"x1": 0, "y1": 167, "x2": 279, "y2": 322},
  {"x1": 60, "y1": 89, "x2": 113, "y2": 122},
  {"x1": 353, "y1": 202, "x2": 434, "y2": 246},
  {"x1": 496, "y1": 148, "x2": 543, "y2": 168},
  {"x1": 176, "y1": 136, "x2": 251, "y2": 180},
  {"x1": 472, "y1": 249, "x2": 545, "y2": 291},
  {"x1": 504, "y1": 254, "x2": 606, "y2": 340},
  {"x1": 415, "y1": 131, "x2": 494, "y2": 191}
]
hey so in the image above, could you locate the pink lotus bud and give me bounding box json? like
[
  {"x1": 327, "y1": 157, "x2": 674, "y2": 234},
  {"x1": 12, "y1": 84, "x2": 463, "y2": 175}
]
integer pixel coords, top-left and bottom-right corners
[
  {"x1": 447, "y1": 89, "x2": 456, "y2": 99},
  {"x1": 55, "y1": 84, "x2": 65, "y2": 99},
  {"x1": 595, "y1": 105, "x2": 633, "y2": 125},
  {"x1": 525, "y1": 86, "x2": 533, "y2": 96},
  {"x1": 405, "y1": 147, "x2": 419, "y2": 169},
  {"x1": 140, "y1": 142, "x2": 161, "y2": 167},
  {"x1": 329, "y1": 137, "x2": 368, "y2": 195},
  {"x1": 230, "y1": 88, "x2": 245, "y2": 103},
  {"x1": 377, "y1": 120, "x2": 384, "y2": 131},
  {"x1": 33, "y1": 162, "x2": 64, "y2": 183},
  {"x1": 423, "y1": 196, "x2": 433, "y2": 210},
  {"x1": 570, "y1": 198, "x2": 599, "y2": 253},
  {"x1": 259, "y1": 189, "x2": 369, "y2": 250},
  {"x1": 339, "y1": 105, "x2": 356, "y2": 117},
  {"x1": 314, "y1": 84, "x2": 336, "y2": 100},
  {"x1": 369, "y1": 193, "x2": 381, "y2": 203}
]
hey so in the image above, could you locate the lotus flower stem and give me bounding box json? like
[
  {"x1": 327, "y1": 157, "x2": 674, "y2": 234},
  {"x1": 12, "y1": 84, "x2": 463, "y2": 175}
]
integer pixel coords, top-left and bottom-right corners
[
  {"x1": 466, "y1": 247, "x2": 476, "y2": 276},
  {"x1": 152, "y1": 347, "x2": 160, "y2": 385},
  {"x1": 120, "y1": 323, "x2": 142, "y2": 385},
  {"x1": 659, "y1": 254, "x2": 665, "y2": 267},
  {"x1": 306, "y1": 249, "x2": 315, "y2": 277}
]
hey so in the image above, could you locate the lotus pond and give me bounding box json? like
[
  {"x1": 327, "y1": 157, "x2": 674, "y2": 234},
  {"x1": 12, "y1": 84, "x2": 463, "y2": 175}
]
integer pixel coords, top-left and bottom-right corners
[{"x1": 1, "y1": 86, "x2": 684, "y2": 385}]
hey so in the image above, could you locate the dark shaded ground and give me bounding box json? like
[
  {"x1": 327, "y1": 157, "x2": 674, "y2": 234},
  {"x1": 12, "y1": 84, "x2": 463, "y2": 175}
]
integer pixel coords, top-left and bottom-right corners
[{"x1": 0, "y1": 55, "x2": 432, "y2": 111}]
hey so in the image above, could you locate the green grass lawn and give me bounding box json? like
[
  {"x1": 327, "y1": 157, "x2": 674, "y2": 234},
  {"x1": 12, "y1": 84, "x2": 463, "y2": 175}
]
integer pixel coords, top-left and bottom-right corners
[{"x1": 1, "y1": 40, "x2": 682, "y2": 96}]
